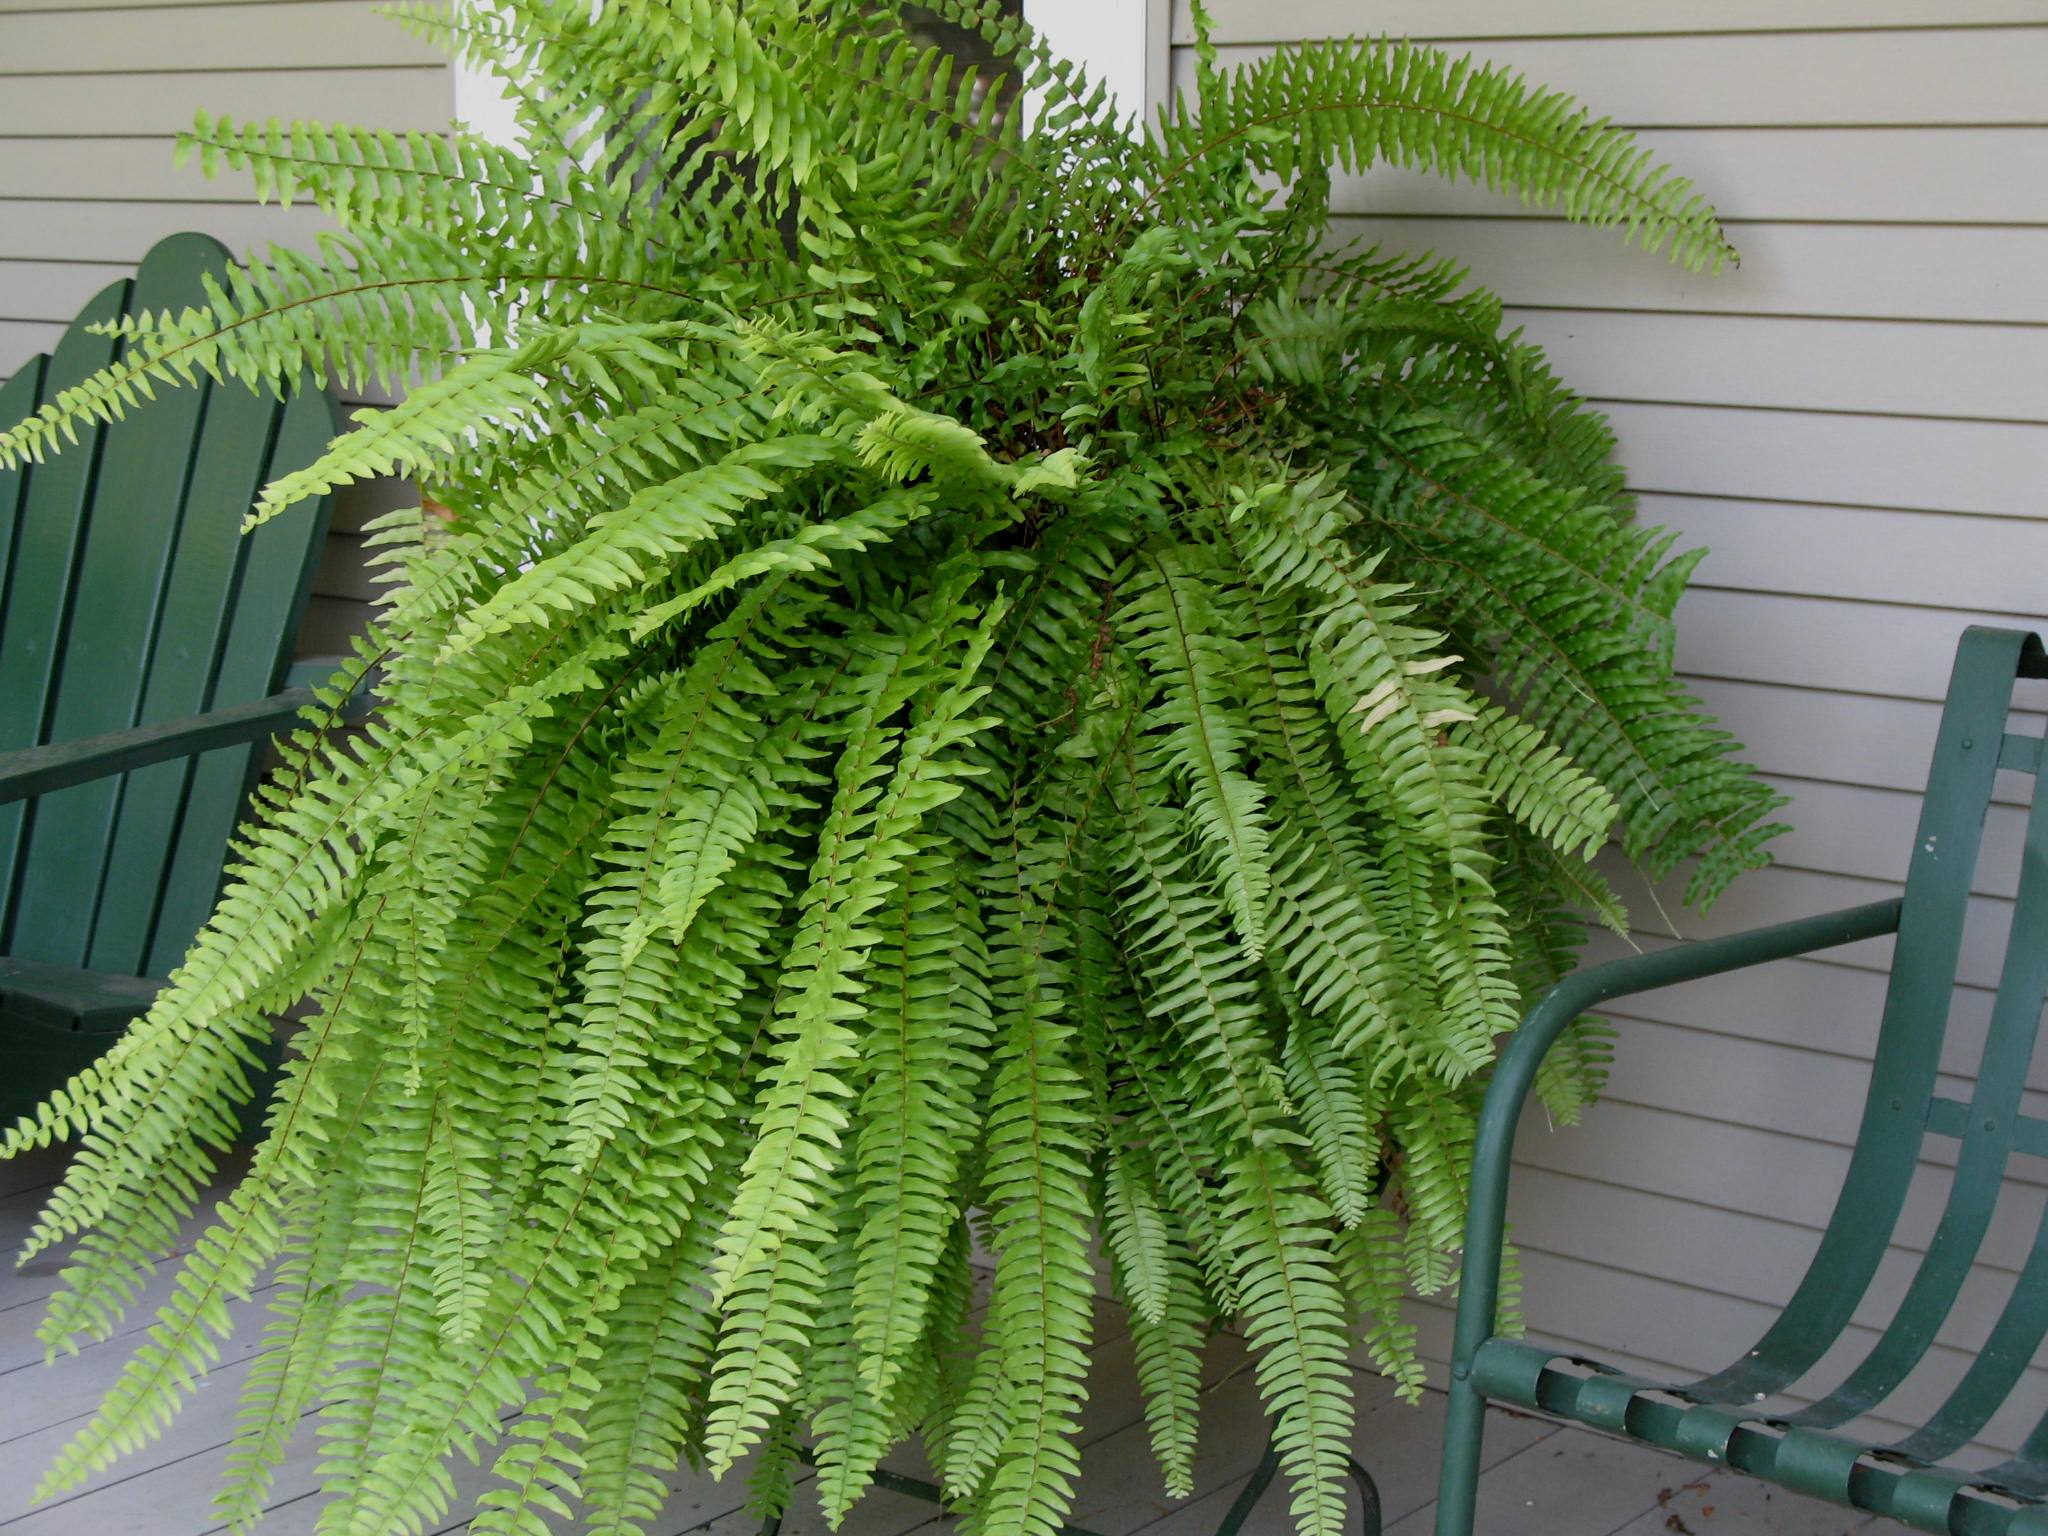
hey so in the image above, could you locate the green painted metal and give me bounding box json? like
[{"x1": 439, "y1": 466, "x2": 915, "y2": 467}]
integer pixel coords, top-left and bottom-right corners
[
  {"x1": 1436, "y1": 625, "x2": 2048, "y2": 1536},
  {"x1": 0, "y1": 232, "x2": 339, "y2": 1127}
]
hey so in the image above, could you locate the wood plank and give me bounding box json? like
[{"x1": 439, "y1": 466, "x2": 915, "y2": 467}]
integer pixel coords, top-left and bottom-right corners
[
  {"x1": 1313, "y1": 128, "x2": 2048, "y2": 225},
  {"x1": 0, "y1": 201, "x2": 332, "y2": 266},
  {"x1": 1684, "y1": 679, "x2": 2037, "y2": 807},
  {"x1": 1584, "y1": 1010, "x2": 2048, "y2": 1168},
  {"x1": 0, "y1": 1145, "x2": 68, "y2": 1203},
  {"x1": 1191, "y1": 31, "x2": 2048, "y2": 127},
  {"x1": 1605, "y1": 1467, "x2": 1882, "y2": 1536},
  {"x1": 292, "y1": 593, "x2": 373, "y2": 658},
  {"x1": 7, "y1": 235, "x2": 220, "y2": 969},
  {"x1": 3, "y1": 1, "x2": 442, "y2": 73},
  {"x1": 1671, "y1": 589, "x2": 2043, "y2": 702},
  {"x1": 1144, "y1": 1390, "x2": 1558, "y2": 1536},
  {"x1": 1605, "y1": 403, "x2": 2048, "y2": 519},
  {"x1": 1382, "y1": 1424, "x2": 1690, "y2": 1536},
  {"x1": 1645, "y1": 498, "x2": 2047, "y2": 615},
  {"x1": 1505, "y1": 1166, "x2": 2044, "y2": 1363},
  {"x1": 1174, "y1": 0, "x2": 2048, "y2": 43},
  {"x1": 1508, "y1": 309, "x2": 2046, "y2": 423},
  {"x1": 147, "y1": 382, "x2": 337, "y2": 977},
  {"x1": 1567, "y1": 941, "x2": 2041, "y2": 1100},
  {"x1": 0, "y1": 261, "x2": 135, "y2": 325},
  {"x1": 0, "y1": 279, "x2": 124, "y2": 944},
  {"x1": 309, "y1": 530, "x2": 376, "y2": 604},
  {"x1": 1325, "y1": 218, "x2": 2048, "y2": 324},
  {"x1": 1757, "y1": 775, "x2": 2025, "y2": 898},
  {"x1": 1592, "y1": 858, "x2": 2016, "y2": 994},
  {"x1": 0, "y1": 138, "x2": 268, "y2": 203},
  {"x1": 0, "y1": 66, "x2": 450, "y2": 138},
  {"x1": 0, "y1": 321, "x2": 66, "y2": 387}
]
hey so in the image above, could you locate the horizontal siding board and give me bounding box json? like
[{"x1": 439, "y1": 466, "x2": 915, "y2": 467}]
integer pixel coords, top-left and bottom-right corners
[
  {"x1": 1592, "y1": 857, "x2": 2015, "y2": 993},
  {"x1": 1190, "y1": 31, "x2": 2048, "y2": 127},
  {"x1": 1412, "y1": 1248, "x2": 2036, "y2": 1455},
  {"x1": 1585, "y1": 1005, "x2": 2047, "y2": 1159},
  {"x1": 1506, "y1": 1166, "x2": 2043, "y2": 1363},
  {"x1": 1512, "y1": 1104, "x2": 2037, "y2": 1266},
  {"x1": 0, "y1": 138, "x2": 265, "y2": 202},
  {"x1": 1172, "y1": 1, "x2": 2048, "y2": 44},
  {"x1": 3, "y1": 1, "x2": 441, "y2": 72},
  {"x1": 0, "y1": 319, "x2": 66, "y2": 382},
  {"x1": 1759, "y1": 774, "x2": 2026, "y2": 897},
  {"x1": 1571, "y1": 938, "x2": 2041, "y2": 1104},
  {"x1": 0, "y1": 66, "x2": 451, "y2": 137},
  {"x1": 1688, "y1": 677, "x2": 2038, "y2": 806},
  {"x1": 0, "y1": 199, "x2": 332, "y2": 264},
  {"x1": 1314, "y1": 129, "x2": 2048, "y2": 225},
  {"x1": 295, "y1": 593, "x2": 372, "y2": 658},
  {"x1": 1606, "y1": 403, "x2": 2048, "y2": 519},
  {"x1": 1645, "y1": 497, "x2": 2048, "y2": 615},
  {"x1": 1671, "y1": 589, "x2": 2047, "y2": 701},
  {"x1": 329, "y1": 474, "x2": 416, "y2": 535},
  {"x1": 310, "y1": 530, "x2": 376, "y2": 603},
  {"x1": 1327, "y1": 218, "x2": 2048, "y2": 324},
  {"x1": 0, "y1": 258, "x2": 145, "y2": 322},
  {"x1": 1508, "y1": 308, "x2": 2046, "y2": 422}
]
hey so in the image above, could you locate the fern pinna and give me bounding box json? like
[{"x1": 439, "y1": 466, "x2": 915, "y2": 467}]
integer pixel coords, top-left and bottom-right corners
[{"x1": 0, "y1": 3, "x2": 1782, "y2": 1533}]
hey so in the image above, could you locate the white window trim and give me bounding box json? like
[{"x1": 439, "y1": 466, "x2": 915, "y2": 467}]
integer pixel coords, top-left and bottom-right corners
[
  {"x1": 1021, "y1": 0, "x2": 1170, "y2": 131},
  {"x1": 456, "y1": 1, "x2": 1172, "y2": 148}
]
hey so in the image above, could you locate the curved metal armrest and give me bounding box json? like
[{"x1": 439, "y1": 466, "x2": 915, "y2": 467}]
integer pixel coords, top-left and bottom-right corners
[{"x1": 1451, "y1": 897, "x2": 1904, "y2": 1362}]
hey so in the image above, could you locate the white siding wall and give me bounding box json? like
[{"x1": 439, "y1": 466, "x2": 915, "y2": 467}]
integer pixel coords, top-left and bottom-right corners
[
  {"x1": 1163, "y1": 1, "x2": 2048, "y2": 1453},
  {"x1": 0, "y1": 0, "x2": 455, "y2": 654}
]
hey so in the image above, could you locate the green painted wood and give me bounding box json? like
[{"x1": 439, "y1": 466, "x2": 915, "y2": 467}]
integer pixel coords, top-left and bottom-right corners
[
  {"x1": 1436, "y1": 627, "x2": 2048, "y2": 1536},
  {"x1": 0, "y1": 955, "x2": 158, "y2": 1034},
  {"x1": 0, "y1": 281, "x2": 123, "y2": 938},
  {"x1": 86, "y1": 328, "x2": 323, "y2": 974},
  {"x1": 0, "y1": 689, "x2": 316, "y2": 806},
  {"x1": 0, "y1": 358, "x2": 47, "y2": 624},
  {"x1": 144, "y1": 384, "x2": 338, "y2": 976},
  {"x1": 0, "y1": 233, "x2": 336, "y2": 1102},
  {"x1": 9, "y1": 234, "x2": 221, "y2": 966}
]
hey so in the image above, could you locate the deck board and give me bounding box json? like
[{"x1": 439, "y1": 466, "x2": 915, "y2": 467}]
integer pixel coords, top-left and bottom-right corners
[{"x1": 0, "y1": 1156, "x2": 1909, "y2": 1535}]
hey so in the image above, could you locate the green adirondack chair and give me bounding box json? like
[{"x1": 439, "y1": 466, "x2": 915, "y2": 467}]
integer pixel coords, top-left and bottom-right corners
[
  {"x1": 1438, "y1": 624, "x2": 2048, "y2": 1535},
  {"x1": 0, "y1": 232, "x2": 340, "y2": 1129}
]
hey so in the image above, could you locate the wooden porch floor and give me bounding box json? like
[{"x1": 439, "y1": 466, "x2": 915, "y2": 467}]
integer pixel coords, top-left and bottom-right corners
[{"x1": 0, "y1": 1147, "x2": 1902, "y2": 1536}]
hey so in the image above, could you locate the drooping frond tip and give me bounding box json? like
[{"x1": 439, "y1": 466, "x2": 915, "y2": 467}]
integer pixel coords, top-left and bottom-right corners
[{"x1": 1, "y1": 5, "x2": 1773, "y2": 1536}]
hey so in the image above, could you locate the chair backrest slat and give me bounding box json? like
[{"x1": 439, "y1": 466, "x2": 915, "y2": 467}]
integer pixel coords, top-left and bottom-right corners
[
  {"x1": 0, "y1": 233, "x2": 336, "y2": 980},
  {"x1": 1892, "y1": 1186, "x2": 2048, "y2": 1464},
  {"x1": 1689, "y1": 627, "x2": 2037, "y2": 1406},
  {"x1": 140, "y1": 385, "x2": 336, "y2": 977},
  {"x1": 0, "y1": 284, "x2": 126, "y2": 936},
  {"x1": 1791, "y1": 762, "x2": 2048, "y2": 1429},
  {"x1": 11, "y1": 238, "x2": 221, "y2": 967}
]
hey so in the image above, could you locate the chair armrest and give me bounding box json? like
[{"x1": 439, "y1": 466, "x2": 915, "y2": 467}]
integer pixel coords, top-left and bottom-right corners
[
  {"x1": 1449, "y1": 897, "x2": 1904, "y2": 1368},
  {"x1": 0, "y1": 689, "x2": 317, "y2": 805}
]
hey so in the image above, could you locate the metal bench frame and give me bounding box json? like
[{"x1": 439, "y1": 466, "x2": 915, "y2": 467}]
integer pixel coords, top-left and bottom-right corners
[{"x1": 1438, "y1": 625, "x2": 2048, "y2": 1536}]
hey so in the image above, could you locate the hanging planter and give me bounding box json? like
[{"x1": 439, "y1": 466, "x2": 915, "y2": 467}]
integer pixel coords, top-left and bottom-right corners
[{"x1": 0, "y1": 4, "x2": 1781, "y2": 1534}]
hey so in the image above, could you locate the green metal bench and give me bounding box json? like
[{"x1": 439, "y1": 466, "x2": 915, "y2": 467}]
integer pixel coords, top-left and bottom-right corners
[
  {"x1": 1438, "y1": 625, "x2": 2048, "y2": 1535},
  {"x1": 0, "y1": 232, "x2": 340, "y2": 1128}
]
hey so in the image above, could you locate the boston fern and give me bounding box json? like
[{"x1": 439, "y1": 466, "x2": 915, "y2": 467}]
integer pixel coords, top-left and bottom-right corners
[{"x1": 0, "y1": 3, "x2": 1782, "y2": 1533}]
